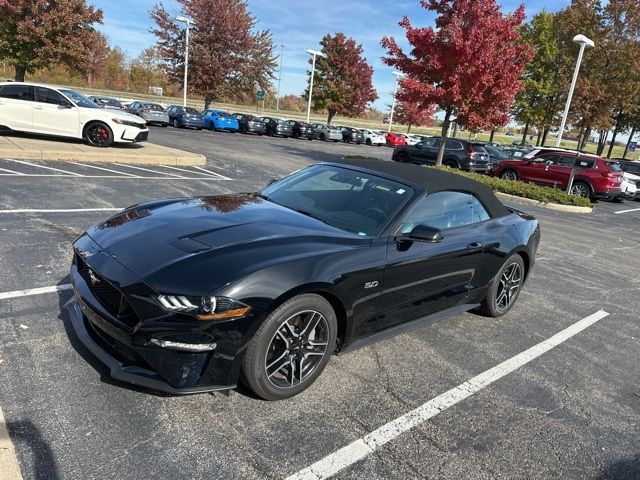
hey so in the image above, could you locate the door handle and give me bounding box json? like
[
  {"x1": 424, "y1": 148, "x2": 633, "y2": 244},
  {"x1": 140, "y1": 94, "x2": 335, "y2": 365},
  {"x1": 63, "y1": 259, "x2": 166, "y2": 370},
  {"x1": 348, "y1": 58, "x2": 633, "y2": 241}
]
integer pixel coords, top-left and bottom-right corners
[
  {"x1": 33, "y1": 106, "x2": 43, "y2": 110},
  {"x1": 467, "y1": 242, "x2": 483, "y2": 249}
]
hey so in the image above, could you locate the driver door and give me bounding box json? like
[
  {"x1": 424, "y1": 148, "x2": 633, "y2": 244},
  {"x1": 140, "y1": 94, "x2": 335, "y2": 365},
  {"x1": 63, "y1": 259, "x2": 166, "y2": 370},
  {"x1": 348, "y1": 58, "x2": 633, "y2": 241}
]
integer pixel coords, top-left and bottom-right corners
[
  {"x1": 376, "y1": 191, "x2": 490, "y2": 332},
  {"x1": 32, "y1": 86, "x2": 79, "y2": 136}
]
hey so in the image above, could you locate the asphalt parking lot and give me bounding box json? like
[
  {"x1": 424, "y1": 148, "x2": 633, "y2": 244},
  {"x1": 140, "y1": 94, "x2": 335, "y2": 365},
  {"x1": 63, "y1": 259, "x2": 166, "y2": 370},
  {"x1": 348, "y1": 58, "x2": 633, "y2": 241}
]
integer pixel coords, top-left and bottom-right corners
[{"x1": 0, "y1": 127, "x2": 639, "y2": 480}]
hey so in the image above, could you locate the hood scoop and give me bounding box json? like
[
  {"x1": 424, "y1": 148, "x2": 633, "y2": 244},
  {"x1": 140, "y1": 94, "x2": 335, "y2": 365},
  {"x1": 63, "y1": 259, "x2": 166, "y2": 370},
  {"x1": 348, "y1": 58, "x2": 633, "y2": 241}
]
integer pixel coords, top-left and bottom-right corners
[{"x1": 168, "y1": 237, "x2": 211, "y2": 253}]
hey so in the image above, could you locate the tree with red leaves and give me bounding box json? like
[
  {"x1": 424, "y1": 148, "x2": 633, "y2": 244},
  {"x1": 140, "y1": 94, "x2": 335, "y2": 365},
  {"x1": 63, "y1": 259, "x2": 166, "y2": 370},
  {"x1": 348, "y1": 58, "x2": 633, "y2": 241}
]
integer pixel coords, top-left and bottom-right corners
[
  {"x1": 0, "y1": 0, "x2": 103, "y2": 82},
  {"x1": 382, "y1": 0, "x2": 532, "y2": 165},
  {"x1": 151, "y1": 0, "x2": 276, "y2": 109},
  {"x1": 393, "y1": 97, "x2": 437, "y2": 133},
  {"x1": 308, "y1": 33, "x2": 378, "y2": 125}
]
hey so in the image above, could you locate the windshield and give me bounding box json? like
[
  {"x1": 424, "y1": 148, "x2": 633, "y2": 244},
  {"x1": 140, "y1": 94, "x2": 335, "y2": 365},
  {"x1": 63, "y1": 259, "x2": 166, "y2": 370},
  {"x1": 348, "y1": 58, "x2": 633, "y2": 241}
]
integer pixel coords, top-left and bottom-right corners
[
  {"x1": 185, "y1": 107, "x2": 200, "y2": 115},
  {"x1": 275, "y1": 118, "x2": 287, "y2": 124},
  {"x1": 97, "y1": 97, "x2": 121, "y2": 107},
  {"x1": 485, "y1": 146, "x2": 508, "y2": 159},
  {"x1": 60, "y1": 89, "x2": 98, "y2": 108},
  {"x1": 260, "y1": 165, "x2": 414, "y2": 237}
]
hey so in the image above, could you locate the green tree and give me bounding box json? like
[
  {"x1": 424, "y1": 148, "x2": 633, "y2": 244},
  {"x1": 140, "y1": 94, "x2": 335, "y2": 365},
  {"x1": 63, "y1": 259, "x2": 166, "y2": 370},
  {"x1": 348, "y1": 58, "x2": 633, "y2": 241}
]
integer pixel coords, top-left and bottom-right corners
[{"x1": 0, "y1": 0, "x2": 102, "y2": 81}]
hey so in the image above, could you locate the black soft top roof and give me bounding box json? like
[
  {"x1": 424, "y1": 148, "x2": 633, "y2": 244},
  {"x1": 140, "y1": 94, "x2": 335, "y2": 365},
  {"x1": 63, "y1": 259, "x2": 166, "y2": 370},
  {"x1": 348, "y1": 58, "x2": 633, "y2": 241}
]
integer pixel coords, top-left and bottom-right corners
[{"x1": 332, "y1": 158, "x2": 510, "y2": 218}]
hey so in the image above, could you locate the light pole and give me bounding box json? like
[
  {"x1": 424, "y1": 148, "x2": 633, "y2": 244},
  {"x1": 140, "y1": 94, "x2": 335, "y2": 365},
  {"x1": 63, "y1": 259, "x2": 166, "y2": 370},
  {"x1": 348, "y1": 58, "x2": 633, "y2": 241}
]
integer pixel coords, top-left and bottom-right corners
[
  {"x1": 388, "y1": 71, "x2": 404, "y2": 133},
  {"x1": 306, "y1": 49, "x2": 326, "y2": 124},
  {"x1": 555, "y1": 34, "x2": 594, "y2": 147},
  {"x1": 276, "y1": 44, "x2": 284, "y2": 110},
  {"x1": 177, "y1": 16, "x2": 196, "y2": 108}
]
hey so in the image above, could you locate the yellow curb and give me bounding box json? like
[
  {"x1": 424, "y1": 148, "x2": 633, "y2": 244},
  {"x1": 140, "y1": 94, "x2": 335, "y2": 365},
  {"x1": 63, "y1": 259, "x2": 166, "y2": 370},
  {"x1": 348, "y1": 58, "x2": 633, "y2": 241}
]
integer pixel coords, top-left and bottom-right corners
[
  {"x1": 496, "y1": 192, "x2": 592, "y2": 214},
  {"x1": 0, "y1": 407, "x2": 23, "y2": 480}
]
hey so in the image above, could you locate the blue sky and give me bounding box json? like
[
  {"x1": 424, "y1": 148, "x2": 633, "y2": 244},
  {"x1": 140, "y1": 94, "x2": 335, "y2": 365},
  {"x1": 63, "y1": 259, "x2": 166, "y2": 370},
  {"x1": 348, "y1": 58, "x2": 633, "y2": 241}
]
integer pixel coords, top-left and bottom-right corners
[{"x1": 90, "y1": 0, "x2": 570, "y2": 110}]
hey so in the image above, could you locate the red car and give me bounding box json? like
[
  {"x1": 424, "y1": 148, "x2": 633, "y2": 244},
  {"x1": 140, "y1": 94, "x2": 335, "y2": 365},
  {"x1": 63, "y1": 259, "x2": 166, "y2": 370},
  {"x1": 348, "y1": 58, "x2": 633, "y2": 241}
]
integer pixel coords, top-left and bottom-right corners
[
  {"x1": 386, "y1": 131, "x2": 406, "y2": 147},
  {"x1": 493, "y1": 149, "x2": 623, "y2": 200}
]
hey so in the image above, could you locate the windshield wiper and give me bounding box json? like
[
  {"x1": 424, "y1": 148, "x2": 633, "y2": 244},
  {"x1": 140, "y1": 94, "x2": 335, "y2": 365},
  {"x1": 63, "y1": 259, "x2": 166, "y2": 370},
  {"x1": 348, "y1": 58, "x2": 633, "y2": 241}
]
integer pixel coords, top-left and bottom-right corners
[
  {"x1": 293, "y1": 208, "x2": 321, "y2": 220},
  {"x1": 255, "y1": 193, "x2": 271, "y2": 201}
]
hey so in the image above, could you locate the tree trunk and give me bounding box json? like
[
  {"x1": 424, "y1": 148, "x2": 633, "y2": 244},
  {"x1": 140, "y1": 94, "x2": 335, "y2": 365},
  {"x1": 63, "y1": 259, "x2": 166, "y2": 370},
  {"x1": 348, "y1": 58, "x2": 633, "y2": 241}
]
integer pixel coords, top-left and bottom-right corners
[
  {"x1": 575, "y1": 127, "x2": 584, "y2": 151},
  {"x1": 14, "y1": 65, "x2": 26, "y2": 82},
  {"x1": 623, "y1": 126, "x2": 636, "y2": 159},
  {"x1": 326, "y1": 111, "x2": 335, "y2": 126},
  {"x1": 452, "y1": 122, "x2": 458, "y2": 138},
  {"x1": 535, "y1": 129, "x2": 542, "y2": 146},
  {"x1": 541, "y1": 127, "x2": 549, "y2": 146},
  {"x1": 407, "y1": 123, "x2": 412, "y2": 133},
  {"x1": 204, "y1": 93, "x2": 214, "y2": 110},
  {"x1": 489, "y1": 129, "x2": 495, "y2": 143},
  {"x1": 87, "y1": 72, "x2": 93, "y2": 87},
  {"x1": 580, "y1": 127, "x2": 591, "y2": 150},
  {"x1": 521, "y1": 121, "x2": 530, "y2": 145},
  {"x1": 606, "y1": 113, "x2": 623, "y2": 158},
  {"x1": 436, "y1": 109, "x2": 452, "y2": 166},
  {"x1": 596, "y1": 130, "x2": 607, "y2": 156}
]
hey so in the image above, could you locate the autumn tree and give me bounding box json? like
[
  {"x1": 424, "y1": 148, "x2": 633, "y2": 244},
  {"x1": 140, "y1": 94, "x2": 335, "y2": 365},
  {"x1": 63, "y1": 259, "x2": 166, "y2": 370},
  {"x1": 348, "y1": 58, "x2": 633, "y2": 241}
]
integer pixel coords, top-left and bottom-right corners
[
  {"x1": 0, "y1": 0, "x2": 103, "y2": 81},
  {"x1": 393, "y1": 96, "x2": 436, "y2": 132},
  {"x1": 307, "y1": 33, "x2": 378, "y2": 125},
  {"x1": 81, "y1": 31, "x2": 110, "y2": 87},
  {"x1": 151, "y1": 0, "x2": 277, "y2": 108},
  {"x1": 382, "y1": 0, "x2": 532, "y2": 165}
]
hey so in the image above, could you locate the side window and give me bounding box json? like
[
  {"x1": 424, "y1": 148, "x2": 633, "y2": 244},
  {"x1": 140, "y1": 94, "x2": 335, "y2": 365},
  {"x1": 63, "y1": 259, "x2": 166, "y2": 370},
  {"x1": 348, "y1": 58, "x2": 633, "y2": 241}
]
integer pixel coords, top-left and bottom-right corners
[
  {"x1": 420, "y1": 138, "x2": 437, "y2": 148},
  {"x1": 559, "y1": 155, "x2": 576, "y2": 166},
  {"x1": 534, "y1": 154, "x2": 555, "y2": 164},
  {"x1": 0, "y1": 85, "x2": 34, "y2": 101},
  {"x1": 445, "y1": 140, "x2": 463, "y2": 150},
  {"x1": 400, "y1": 191, "x2": 491, "y2": 232}
]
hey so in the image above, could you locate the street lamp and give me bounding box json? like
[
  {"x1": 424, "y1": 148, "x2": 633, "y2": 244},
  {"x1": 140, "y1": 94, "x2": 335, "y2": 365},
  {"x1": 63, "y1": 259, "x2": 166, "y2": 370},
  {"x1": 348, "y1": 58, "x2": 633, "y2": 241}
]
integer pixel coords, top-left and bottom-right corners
[
  {"x1": 555, "y1": 34, "x2": 594, "y2": 147},
  {"x1": 388, "y1": 71, "x2": 404, "y2": 133},
  {"x1": 306, "y1": 49, "x2": 326, "y2": 124},
  {"x1": 177, "y1": 16, "x2": 196, "y2": 108},
  {"x1": 276, "y1": 44, "x2": 284, "y2": 110}
]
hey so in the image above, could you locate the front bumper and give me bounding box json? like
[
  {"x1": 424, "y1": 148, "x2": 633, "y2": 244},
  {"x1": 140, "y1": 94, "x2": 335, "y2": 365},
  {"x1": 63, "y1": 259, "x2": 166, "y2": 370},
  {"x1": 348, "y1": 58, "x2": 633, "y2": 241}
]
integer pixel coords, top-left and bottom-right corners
[
  {"x1": 67, "y1": 235, "x2": 261, "y2": 394},
  {"x1": 120, "y1": 128, "x2": 148, "y2": 142}
]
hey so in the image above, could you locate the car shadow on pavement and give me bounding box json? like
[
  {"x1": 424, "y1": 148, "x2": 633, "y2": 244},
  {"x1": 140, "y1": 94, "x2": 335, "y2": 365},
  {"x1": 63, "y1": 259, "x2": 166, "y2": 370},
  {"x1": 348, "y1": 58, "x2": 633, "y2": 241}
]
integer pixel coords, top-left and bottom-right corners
[
  {"x1": 6, "y1": 419, "x2": 59, "y2": 480},
  {"x1": 595, "y1": 455, "x2": 640, "y2": 480}
]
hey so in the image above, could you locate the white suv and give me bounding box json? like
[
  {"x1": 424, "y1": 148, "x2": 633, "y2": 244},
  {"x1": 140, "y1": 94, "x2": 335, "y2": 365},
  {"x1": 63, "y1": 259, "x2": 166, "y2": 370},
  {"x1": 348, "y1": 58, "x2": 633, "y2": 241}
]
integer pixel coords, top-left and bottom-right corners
[
  {"x1": 361, "y1": 128, "x2": 386, "y2": 146},
  {"x1": 0, "y1": 82, "x2": 149, "y2": 147}
]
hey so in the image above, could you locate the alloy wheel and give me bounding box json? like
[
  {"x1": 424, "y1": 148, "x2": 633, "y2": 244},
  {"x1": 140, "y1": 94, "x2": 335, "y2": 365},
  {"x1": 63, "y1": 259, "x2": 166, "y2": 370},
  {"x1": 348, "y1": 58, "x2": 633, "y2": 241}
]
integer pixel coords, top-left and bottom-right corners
[
  {"x1": 86, "y1": 124, "x2": 111, "y2": 147},
  {"x1": 501, "y1": 170, "x2": 517, "y2": 181},
  {"x1": 264, "y1": 310, "x2": 329, "y2": 389},
  {"x1": 495, "y1": 262, "x2": 522, "y2": 312},
  {"x1": 570, "y1": 182, "x2": 589, "y2": 197}
]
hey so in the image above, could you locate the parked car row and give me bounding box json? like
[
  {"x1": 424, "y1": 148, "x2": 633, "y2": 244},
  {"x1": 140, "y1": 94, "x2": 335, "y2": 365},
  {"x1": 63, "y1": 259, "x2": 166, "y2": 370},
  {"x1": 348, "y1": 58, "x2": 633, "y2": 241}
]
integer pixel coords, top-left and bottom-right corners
[{"x1": 392, "y1": 139, "x2": 638, "y2": 201}]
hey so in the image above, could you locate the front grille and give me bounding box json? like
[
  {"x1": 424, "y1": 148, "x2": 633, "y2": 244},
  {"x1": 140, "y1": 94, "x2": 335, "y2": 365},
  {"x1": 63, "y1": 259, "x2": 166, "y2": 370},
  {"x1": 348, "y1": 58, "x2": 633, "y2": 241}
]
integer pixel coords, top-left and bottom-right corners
[
  {"x1": 135, "y1": 131, "x2": 149, "y2": 141},
  {"x1": 76, "y1": 255, "x2": 138, "y2": 328}
]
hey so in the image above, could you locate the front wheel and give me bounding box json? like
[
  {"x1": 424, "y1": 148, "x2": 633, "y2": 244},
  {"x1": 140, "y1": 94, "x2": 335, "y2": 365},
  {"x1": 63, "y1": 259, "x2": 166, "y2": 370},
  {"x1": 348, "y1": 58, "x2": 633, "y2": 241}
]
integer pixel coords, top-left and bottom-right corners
[
  {"x1": 242, "y1": 294, "x2": 337, "y2": 401},
  {"x1": 84, "y1": 122, "x2": 114, "y2": 148},
  {"x1": 173, "y1": 119, "x2": 180, "y2": 128},
  {"x1": 479, "y1": 254, "x2": 525, "y2": 317},
  {"x1": 500, "y1": 169, "x2": 518, "y2": 181}
]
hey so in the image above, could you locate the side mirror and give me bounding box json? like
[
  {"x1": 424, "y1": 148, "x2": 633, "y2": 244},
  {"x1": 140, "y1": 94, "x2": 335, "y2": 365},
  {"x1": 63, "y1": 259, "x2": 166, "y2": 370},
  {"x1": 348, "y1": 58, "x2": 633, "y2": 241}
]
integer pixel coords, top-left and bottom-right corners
[
  {"x1": 399, "y1": 224, "x2": 443, "y2": 243},
  {"x1": 59, "y1": 102, "x2": 73, "y2": 109},
  {"x1": 266, "y1": 178, "x2": 278, "y2": 187}
]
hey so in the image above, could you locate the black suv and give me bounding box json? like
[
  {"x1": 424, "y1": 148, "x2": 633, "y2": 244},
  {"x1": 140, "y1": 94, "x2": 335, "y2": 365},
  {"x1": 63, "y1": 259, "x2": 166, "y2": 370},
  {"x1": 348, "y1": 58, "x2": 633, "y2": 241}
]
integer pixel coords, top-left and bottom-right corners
[
  {"x1": 392, "y1": 137, "x2": 490, "y2": 172},
  {"x1": 336, "y1": 126, "x2": 365, "y2": 144},
  {"x1": 287, "y1": 120, "x2": 317, "y2": 140}
]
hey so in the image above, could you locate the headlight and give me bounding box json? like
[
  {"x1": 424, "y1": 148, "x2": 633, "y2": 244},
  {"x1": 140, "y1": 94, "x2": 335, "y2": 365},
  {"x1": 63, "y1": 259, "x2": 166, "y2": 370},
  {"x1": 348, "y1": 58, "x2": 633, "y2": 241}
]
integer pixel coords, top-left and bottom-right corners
[
  {"x1": 112, "y1": 118, "x2": 143, "y2": 127},
  {"x1": 155, "y1": 295, "x2": 251, "y2": 321}
]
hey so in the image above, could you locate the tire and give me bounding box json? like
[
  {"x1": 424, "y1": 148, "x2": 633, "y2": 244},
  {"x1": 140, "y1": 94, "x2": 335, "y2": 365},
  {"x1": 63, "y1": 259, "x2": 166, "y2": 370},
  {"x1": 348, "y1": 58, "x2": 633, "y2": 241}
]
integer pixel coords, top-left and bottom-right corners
[
  {"x1": 500, "y1": 169, "x2": 518, "y2": 181},
  {"x1": 161, "y1": 123, "x2": 168, "y2": 128},
  {"x1": 320, "y1": 134, "x2": 326, "y2": 141},
  {"x1": 242, "y1": 294, "x2": 337, "y2": 401},
  {"x1": 332, "y1": 139, "x2": 338, "y2": 143},
  {"x1": 196, "y1": 127, "x2": 202, "y2": 131},
  {"x1": 479, "y1": 253, "x2": 525, "y2": 317},
  {"x1": 444, "y1": 159, "x2": 460, "y2": 169},
  {"x1": 173, "y1": 119, "x2": 180, "y2": 128},
  {"x1": 366, "y1": 138, "x2": 372, "y2": 146},
  {"x1": 84, "y1": 122, "x2": 114, "y2": 148},
  {"x1": 208, "y1": 122, "x2": 215, "y2": 131},
  {"x1": 395, "y1": 152, "x2": 410, "y2": 163},
  {"x1": 569, "y1": 181, "x2": 591, "y2": 199}
]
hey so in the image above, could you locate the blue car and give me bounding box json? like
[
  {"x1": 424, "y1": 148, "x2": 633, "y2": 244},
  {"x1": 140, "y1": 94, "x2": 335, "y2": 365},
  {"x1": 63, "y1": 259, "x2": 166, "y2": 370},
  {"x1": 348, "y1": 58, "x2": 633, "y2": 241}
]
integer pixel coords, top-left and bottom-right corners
[{"x1": 202, "y1": 109, "x2": 239, "y2": 132}]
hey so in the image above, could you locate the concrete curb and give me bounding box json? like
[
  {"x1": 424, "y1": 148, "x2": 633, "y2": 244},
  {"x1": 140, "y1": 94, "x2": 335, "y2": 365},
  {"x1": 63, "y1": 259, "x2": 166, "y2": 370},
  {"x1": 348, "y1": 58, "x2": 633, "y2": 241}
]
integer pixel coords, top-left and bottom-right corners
[
  {"x1": 0, "y1": 406, "x2": 23, "y2": 480},
  {"x1": 496, "y1": 192, "x2": 593, "y2": 214}
]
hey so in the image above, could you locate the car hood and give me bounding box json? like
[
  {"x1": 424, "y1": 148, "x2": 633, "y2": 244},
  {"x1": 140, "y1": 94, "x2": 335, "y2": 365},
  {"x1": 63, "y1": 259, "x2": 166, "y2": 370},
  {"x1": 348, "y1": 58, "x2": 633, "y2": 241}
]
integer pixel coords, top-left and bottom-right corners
[
  {"x1": 85, "y1": 194, "x2": 368, "y2": 296},
  {"x1": 90, "y1": 108, "x2": 148, "y2": 123}
]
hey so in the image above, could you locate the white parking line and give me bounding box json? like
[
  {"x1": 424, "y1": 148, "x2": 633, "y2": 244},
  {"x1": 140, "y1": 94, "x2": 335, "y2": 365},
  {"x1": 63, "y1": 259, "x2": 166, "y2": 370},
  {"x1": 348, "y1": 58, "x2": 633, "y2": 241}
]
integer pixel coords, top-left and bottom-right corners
[
  {"x1": 0, "y1": 167, "x2": 25, "y2": 175},
  {"x1": 286, "y1": 309, "x2": 610, "y2": 480},
  {"x1": 7, "y1": 159, "x2": 84, "y2": 176},
  {"x1": 72, "y1": 162, "x2": 140, "y2": 177},
  {"x1": 0, "y1": 284, "x2": 72, "y2": 300},
  {"x1": 115, "y1": 164, "x2": 188, "y2": 178},
  {"x1": 159, "y1": 165, "x2": 219, "y2": 178},
  {"x1": 614, "y1": 207, "x2": 640, "y2": 214},
  {"x1": 0, "y1": 208, "x2": 120, "y2": 214},
  {"x1": 192, "y1": 165, "x2": 232, "y2": 180},
  {"x1": 0, "y1": 174, "x2": 230, "y2": 180}
]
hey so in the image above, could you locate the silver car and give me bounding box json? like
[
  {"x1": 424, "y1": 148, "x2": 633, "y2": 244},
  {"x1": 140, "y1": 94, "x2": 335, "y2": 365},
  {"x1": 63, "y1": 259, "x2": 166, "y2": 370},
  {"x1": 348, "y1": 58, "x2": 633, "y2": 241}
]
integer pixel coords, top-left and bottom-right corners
[
  {"x1": 127, "y1": 101, "x2": 169, "y2": 127},
  {"x1": 313, "y1": 123, "x2": 343, "y2": 142}
]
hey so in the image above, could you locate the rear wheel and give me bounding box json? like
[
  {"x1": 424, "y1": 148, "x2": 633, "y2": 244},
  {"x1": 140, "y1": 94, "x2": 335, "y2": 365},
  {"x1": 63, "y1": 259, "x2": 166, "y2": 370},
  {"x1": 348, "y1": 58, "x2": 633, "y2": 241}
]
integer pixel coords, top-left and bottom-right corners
[
  {"x1": 479, "y1": 254, "x2": 525, "y2": 317},
  {"x1": 570, "y1": 181, "x2": 591, "y2": 199},
  {"x1": 444, "y1": 159, "x2": 460, "y2": 169},
  {"x1": 366, "y1": 138, "x2": 372, "y2": 146},
  {"x1": 173, "y1": 119, "x2": 180, "y2": 128},
  {"x1": 500, "y1": 169, "x2": 518, "y2": 181},
  {"x1": 242, "y1": 294, "x2": 337, "y2": 400},
  {"x1": 395, "y1": 152, "x2": 410, "y2": 163},
  {"x1": 84, "y1": 122, "x2": 114, "y2": 148}
]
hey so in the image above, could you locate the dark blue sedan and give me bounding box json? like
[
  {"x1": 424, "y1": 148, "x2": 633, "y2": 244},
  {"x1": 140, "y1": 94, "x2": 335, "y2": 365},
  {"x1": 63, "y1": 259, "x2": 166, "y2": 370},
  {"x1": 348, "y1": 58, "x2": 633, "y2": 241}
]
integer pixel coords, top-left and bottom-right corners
[{"x1": 166, "y1": 105, "x2": 205, "y2": 130}]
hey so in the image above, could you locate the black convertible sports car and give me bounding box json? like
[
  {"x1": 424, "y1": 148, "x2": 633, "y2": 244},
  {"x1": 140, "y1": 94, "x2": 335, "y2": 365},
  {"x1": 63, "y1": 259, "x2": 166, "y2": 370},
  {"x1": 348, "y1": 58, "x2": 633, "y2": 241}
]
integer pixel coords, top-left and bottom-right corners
[{"x1": 67, "y1": 159, "x2": 540, "y2": 400}]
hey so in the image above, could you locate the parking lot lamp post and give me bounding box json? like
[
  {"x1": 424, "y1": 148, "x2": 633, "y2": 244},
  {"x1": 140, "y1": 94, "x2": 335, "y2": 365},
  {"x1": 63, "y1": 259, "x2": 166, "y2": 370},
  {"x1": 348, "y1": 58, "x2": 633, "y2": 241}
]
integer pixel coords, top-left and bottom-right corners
[
  {"x1": 177, "y1": 16, "x2": 196, "y2": 108},
  {"x1": 306, "y1": 49, "x2": 326, "y2": 124},
  {"x1": 555, "y1": 34, "x2": 594, "y2": 147},
  {"x1": 276, "y1": 44, "x2": 284, "y2": 110},
  {"x1": 388, "y1": 71, "x2": 403, "y2": 133}
]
